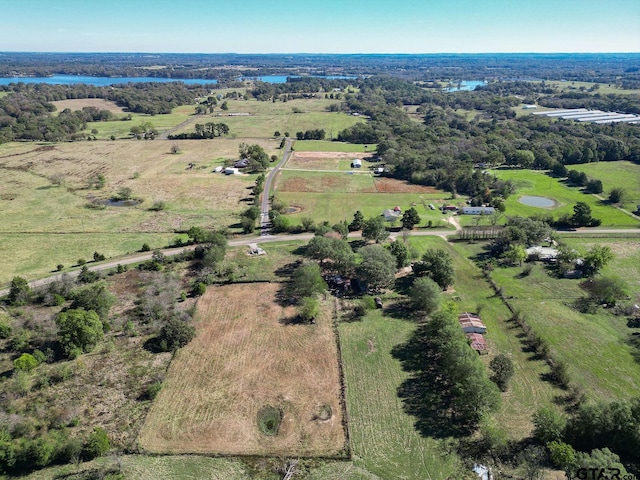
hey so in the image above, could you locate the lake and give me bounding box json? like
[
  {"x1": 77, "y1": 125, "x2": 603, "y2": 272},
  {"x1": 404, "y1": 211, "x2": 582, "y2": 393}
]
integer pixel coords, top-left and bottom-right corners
[
  {"x1": 0, "y1": 74, "x2": 357, "y2": 86},
  {"x1": 0, "y1": 75, "x2": 217, "y2": 86},
  {"x1": 445, "y1": 80, "x2": 487, "y2": 92}
]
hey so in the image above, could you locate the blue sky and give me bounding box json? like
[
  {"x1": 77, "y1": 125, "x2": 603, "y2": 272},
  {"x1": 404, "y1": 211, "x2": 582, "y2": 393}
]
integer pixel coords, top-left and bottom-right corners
[{"x1": 2, "y1": 0, "x2": 639, "y2": 53}]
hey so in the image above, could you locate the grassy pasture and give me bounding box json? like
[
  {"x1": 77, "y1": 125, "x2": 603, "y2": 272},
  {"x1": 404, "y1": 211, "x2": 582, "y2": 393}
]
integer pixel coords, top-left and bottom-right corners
[
  {"x1": 412, "y1": 237, "x2": 562, "y2": 438},
  {"x1": 0, "y1": 139, "x2": 266, "y2": 283},
  {"x1": 173, "y1": 97, "x2": 364, "y2": 139},
  {"x1": 339, "y1": 310, "x2": 462, "y2": 479},
  {"x1": 139, "y1": 283, "x2": 346, "y2": 456},
  {"x1": 51, "y1": 98, "x2": 126, "y2": 114},
  {"x1": 568, "y1": 160, "x2": 640, "y2": 209},
  {"x1": 490, "y1": 260, "x2": 640, "y2": 402},
  {"x1": 536, "y1": 80, "x2": 640, "y2": 96},
  {"x1": 83, "y1": 106, "x2": 195, "y2": 139},
  {"x1": 493, "y1": 169, "x2": 639, "y2": 227}
]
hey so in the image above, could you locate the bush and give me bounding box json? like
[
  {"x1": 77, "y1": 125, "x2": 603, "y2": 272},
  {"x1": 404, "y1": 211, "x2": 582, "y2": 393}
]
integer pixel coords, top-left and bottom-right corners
[
  {"x1": 158, "y1": 318, "x2": 196, "y2": 351},
  {"x1": 82, "y1": 427, "x2": 110, "y2": 460},
  {"x1": 489, "y1": 353, "x2": 514, "y2": 391},
  {"x1": 13, "y1": 353, "x2": 38, "y2": 372},
  {"x1": 140, "y1": 243, "x2": 151, "y2": 252},
  {"x1": 192, "y1": 282, "x2": 206, "y2": 296}
]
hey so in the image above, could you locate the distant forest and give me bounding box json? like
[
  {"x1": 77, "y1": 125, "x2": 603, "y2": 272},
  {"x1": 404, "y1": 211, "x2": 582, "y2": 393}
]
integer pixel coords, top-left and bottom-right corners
[{"x1": 1, "y1": 52, "x2": 639, "y2": 87}]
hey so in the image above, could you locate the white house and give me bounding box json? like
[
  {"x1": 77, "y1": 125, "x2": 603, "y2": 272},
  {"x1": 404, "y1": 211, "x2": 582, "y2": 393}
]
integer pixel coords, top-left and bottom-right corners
[
  {"x1": 461, "y1": 206, "x2": 495, "y2": 215},
  {"x1": 224, "y1": 167, "x2": 239, "y2": 175}
]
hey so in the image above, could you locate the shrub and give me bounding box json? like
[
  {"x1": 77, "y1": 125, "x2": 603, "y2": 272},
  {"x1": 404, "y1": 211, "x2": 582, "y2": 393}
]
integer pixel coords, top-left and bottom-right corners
[
  {"x1": 82, "y1": 427, "x2": 110, "y2": 460},
  {"x1": 158, "y1": 318, "x2": 196, "y2": 351},
  {"x1": 140, "y1": 243, "x2": 151, "y2": 252},
  {"x1": 145, "y1": 381, "x2": 163, "y2": 400},
  {"x1": 14, "y1": 353, "x2": 38, "y2": 372},
  {"x1": 489, "y1": 353, "x2": 514, "y2": 391}
]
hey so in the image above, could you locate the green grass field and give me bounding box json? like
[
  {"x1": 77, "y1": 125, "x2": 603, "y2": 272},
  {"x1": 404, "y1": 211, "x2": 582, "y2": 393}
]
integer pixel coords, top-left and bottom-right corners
[
  {"x1": 489, "y1": 258, "x2": 640, "y2": 402},
  {"x1": 568, "y1": 161, "x2": 640, "y2": 209},
  {"x1": 493, "y1": 169, "x2": 639, "y2": 227},
  {"x1": 340, "y1": 311, "x2": 463, "y2": 479},
  {"x1": 85, "y1": 105, "x2": 194, "y2": 139},
  {"x1": 276, "y1": 191, "x2": 451, "y2": 228},
  {"x1": 537, "y1": 80, "x2": 640, "y2": 96}
]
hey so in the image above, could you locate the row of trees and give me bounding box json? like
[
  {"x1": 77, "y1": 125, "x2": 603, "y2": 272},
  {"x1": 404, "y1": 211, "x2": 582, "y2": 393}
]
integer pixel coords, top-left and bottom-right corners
[{"x1": 167, "y1": 122, "x2": 230, "y2": 140}]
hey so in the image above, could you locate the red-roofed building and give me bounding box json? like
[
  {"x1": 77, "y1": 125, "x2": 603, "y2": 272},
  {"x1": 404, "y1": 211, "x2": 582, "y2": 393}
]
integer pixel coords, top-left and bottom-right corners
[
  {"x1": 458, "y1": 312, "x2": 487, "y2": 334},
  {"x1": 466, "y1": 333, "x2": 488, "y2": 354}
]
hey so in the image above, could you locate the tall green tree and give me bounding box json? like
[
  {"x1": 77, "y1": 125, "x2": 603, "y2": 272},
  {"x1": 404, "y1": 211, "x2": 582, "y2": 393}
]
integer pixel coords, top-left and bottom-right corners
[
  {"x1": 401, "y1": 207, "x2": 421, "y2": 230},
  {"x1": 357, "y1": 244, "x2": 397, "y2": 291},
  {"x1": 349, "y1": 210, "x2": 365, "y2": 231},
  {"x1": 408, "y1": 277, "x2": 441, "y2": 314},
  {"x1": 287, "y1": 263, "x2": 327, "y2": 302},
  {"x1": 8, "y1": 276, "x2": 31, "y2": 306},
  {"x1": 362, "y1": 216, "x2": 389, "y2": 243},
  {"x1": 413, "y1": 248, "x2": 454, "y2": 290},
  {"x1": 55, "y1": 309, "x2": 104, "y2": 358},
  {"x1": 389, "y1": 239, "x2": 410, "y2": 268}
]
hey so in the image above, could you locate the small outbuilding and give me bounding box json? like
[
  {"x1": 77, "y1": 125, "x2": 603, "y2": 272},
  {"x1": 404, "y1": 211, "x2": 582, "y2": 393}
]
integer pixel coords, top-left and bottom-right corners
[
  {"x1": 224, "y1": 167, "x2": 239, "y2": 175},
  {"x1": 525, "y1": 246, "x2": 559, "y2": 261},
  {"x1": 458, "y1": 312, "x2": 487, "y2": 334},
  {"x1": 213, "y1": 166, "x2": 223, "y2": 173},
  {"x1": 466, "y1": 333, "x2": 488, "y2": 354},
  {"x1": 382, "y1": 209, "x2": 401, "y2": 222},
  {"x1": 351, "y1": 159, "x2": 362, "y2": 168}
]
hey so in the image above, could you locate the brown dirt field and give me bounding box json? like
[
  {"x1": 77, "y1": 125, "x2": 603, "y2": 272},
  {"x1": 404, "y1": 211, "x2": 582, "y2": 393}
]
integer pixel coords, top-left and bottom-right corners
[
  {"x1": 278, "y1": 173, "x2": 376, "y2": 193},
  {"x1": 374, "y1": 178, "x2": 439, "y2": 193},
  {"x1": 51, "y1": 98, "x2": 126, "y2": 114},
  {"x1": 138, "y1": 283, "x2": 346, "y2": 456}
]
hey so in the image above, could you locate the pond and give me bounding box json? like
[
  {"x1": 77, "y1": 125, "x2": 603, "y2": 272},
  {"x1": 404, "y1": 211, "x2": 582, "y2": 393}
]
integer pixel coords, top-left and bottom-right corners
[
  {"x1": 103, "y1": 199, "x2": 143, "y2": 207},
  {"x1": 519, "y1": 195, "x2": 556, "y2": 208}
]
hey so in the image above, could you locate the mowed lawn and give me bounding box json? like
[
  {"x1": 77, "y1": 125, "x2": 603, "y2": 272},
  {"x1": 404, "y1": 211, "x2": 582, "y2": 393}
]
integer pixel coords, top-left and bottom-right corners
[
  {"x1": 139, "y1": 283, "x2": 346, "y2": 457},
  {"x1": 493, "y1": 169, "x2": 638, "y2": 227},
  {"x1": 340, "y1": 312, "x2": 463, "y2": 479},
  {"x1": 294, "y1": 140, "x2": 377, "y2": 153}
]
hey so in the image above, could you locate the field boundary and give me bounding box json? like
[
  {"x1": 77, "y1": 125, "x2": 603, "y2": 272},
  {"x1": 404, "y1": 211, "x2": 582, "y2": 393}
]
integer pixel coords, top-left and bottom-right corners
[{"x1": 331, "y1": 297, "x2": 352, "y2": 459}]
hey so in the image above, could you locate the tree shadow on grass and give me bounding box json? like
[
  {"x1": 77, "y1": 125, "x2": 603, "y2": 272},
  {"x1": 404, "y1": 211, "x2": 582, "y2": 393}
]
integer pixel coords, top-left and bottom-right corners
[{"x1": 391, "y1": 332, "x2": 473, "y2": 439}]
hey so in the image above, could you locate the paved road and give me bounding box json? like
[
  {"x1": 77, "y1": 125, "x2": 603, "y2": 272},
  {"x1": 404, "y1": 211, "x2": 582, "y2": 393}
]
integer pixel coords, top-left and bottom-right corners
[
  {"x1": 260, "y1": 138, "x2": 293, "y2": 235},
  {"x1": 2, "y1": 225, "x2": 637, "y2": 296}
]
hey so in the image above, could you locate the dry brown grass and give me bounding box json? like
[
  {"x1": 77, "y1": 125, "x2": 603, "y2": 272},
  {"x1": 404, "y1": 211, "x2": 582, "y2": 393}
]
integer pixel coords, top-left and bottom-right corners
[
  {"x1": 139, "y1": 283, "x2": 346, "y2": 456},
  {"x1": 51, "y1": 98, "x2": 126, "y2": 114}
]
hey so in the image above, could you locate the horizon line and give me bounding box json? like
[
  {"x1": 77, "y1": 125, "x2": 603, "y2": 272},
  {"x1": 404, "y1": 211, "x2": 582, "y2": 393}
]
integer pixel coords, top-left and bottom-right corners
[{"x1": 2, "y1": 51, "x2": 639, "y2": 56}]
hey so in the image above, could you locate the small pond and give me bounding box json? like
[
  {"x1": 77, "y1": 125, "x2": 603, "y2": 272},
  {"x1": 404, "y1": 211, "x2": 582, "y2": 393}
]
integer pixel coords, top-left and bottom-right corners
[
  {"x1": 103, "y1": 199, "x2": 143, "y2": 207},
  {"x1": 519, "y1": 195, "x2": 556, "y2": 208}
]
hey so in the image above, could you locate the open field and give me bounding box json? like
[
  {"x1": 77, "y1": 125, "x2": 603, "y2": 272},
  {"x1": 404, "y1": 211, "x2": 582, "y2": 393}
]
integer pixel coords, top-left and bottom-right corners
[
  {"x1": 51, "y1": 98, "x2": 126, "y2": 114},
  {"x1": 493, "y1": 168, "x2": 639, "y2": 227},
  {"x1": 489, "y1": 255, "x2": 640, "y2": 402},
  {"x1": 339, "y1": 305, "x2": 463, "y2": 478},
  {"x1": 287, "y1": 150, "x2": 378, "y2": 171},
  {"x1": 569, "y1": 160, "x2": 640, "y2": 209},
  {"x1": 172, "y1": 97, "x2": 364, "y2": 139},
  {"x1": 294, "y1": 140, "x2": 377, "y2": 153},
  {"x1": 139, "y1": 283, "x2": 346, "y2": 456},
  {"x1": 83, "y1": 105, "x2": 197, "y2": 139},
  {"x1": 0, "y1": 139, "x2": 267, "y2": 283},
  {"x1": 535, "y1": 80, "x2": 640, "y2": 96}
]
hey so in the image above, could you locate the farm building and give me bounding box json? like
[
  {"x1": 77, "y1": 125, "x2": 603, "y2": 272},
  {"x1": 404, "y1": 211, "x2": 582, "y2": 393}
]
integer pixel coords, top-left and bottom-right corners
[
  {"x1": 522, "y1": 104, "x2": 537, "y2": 109},
  {"x1": 441, "y1": 205, "x2": 459, "y2": 212},
  {"x1": 461, "y1": 206, "x2": 495, "y2": 215},
  {"x1": 224, "y1": 167, "x2": 239, "y2": 175},
  {"x1": 234, "y1": 159, "x2": 249, "y2": 168},
  {"x1": 375, "y1": 167, "x2": 384, "y2": 174},
  {"x1": 466, "y1": 333, "x2": 488, "y2": 354},
  {"x1": 351, "y1": 159, "x2": 362, "y2": 168},
  {"x1": 213, "y1": 166, "x2": 223, "y2": 173},
  {"x1": 525, "y1": 246, "x2": 559, "y2": 261},
  {"x1": 458, "y1": 312, "x2": 487, "y2": 334},
  {"x1": 382, "y1": 209, "x2": 401, "y2": 222}
]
